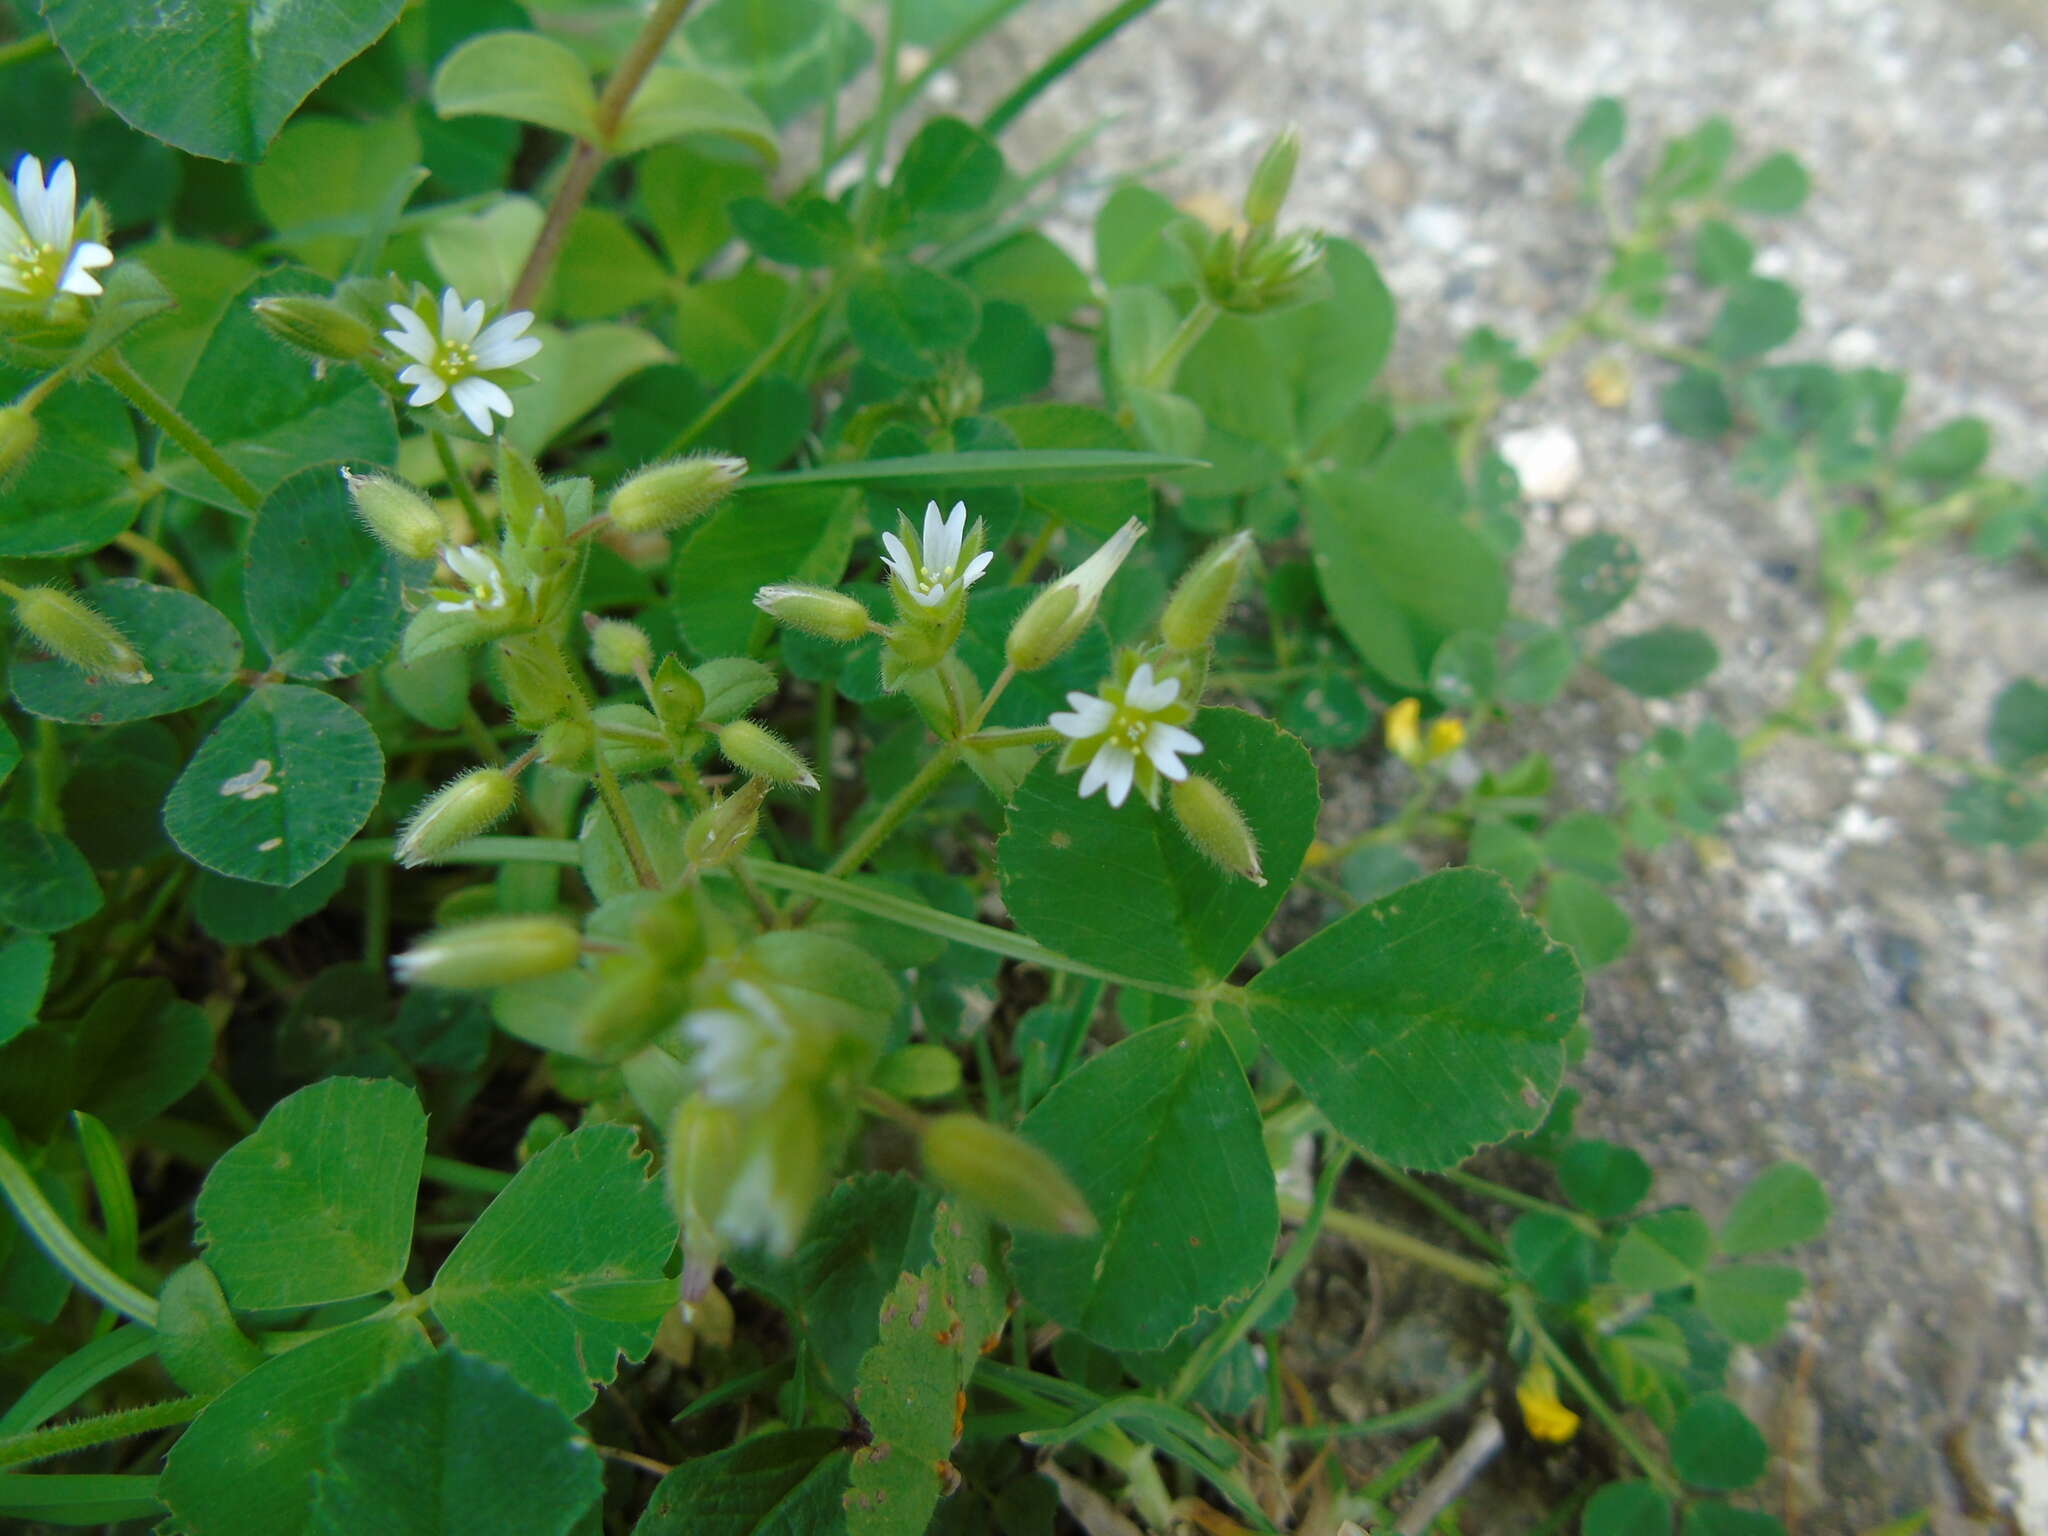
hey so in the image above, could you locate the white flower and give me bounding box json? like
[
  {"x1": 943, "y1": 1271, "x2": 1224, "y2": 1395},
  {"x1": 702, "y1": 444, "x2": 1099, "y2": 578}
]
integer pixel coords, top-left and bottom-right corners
[
  {"x1": 382, "y1": 287, "x2": 541, "y2": 435},
  {"x1": 1050, "y1": 661, "x2": 1203, "y2": 809},
  {"x1": 431, "y1": 543, "x2": 514, "y2": 613},
  {"x1": 0, "y1": 157, "x2": 113, "y2": 301},
  {"x1": 685, "y1": 981, "x2": 795, "y2": 1108},
  {"x1": 881, "y1": 500, "x2": 994, "y2": 610}
]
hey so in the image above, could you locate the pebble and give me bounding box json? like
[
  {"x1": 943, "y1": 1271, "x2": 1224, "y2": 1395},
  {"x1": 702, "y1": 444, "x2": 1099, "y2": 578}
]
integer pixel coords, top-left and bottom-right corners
[{"x1": 1498, "y1": 423, "x2": 1584, "y2": 501}]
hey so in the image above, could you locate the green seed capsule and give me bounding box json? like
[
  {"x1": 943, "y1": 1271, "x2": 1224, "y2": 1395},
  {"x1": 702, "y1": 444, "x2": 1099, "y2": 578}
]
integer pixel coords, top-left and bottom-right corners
[
  {"x1": 685, "y1": 778, "x2": 769, "y2": 868},
  {"x1": 0, "y1": 406, "x2": 39, "y2": 486},
  {"x1": 342, "y1": 467, "x2": 443, "y2": 561},
  {"x1": 396, "y1": 767, "x2": 517, "y2": 867},
  {"x1": 1169, "y1": 774, "x2": 1264, "y2": 886},
  {"x1": 493, "y1": 632, "x2": 578, "y2": 729},
  {"x1": 570, "y1": 958, "x2": 685, "y2": 1063},
  {"x1": 588, "y1": 618, "x2": 653, "y2": 678},
  {"x1": 609, "y1": 454, "x2": 748, "y2": 534},
  {"x1": 650, "y1": 655, "x2": 706, "y2": 737},
  {"x1": 919, "y1": 1114, "x2": 1097, "y2": 1236},
  {"x1": 1243, "y1": 126, "x2": 1302, "y2": 228},
  {"x1": 717, "y1": 720, "x2": 817, "y2": 790},
  {"x1": 12, "y1": 586, "x2": 150, "y2": 684},
  {"x1": 754, "y1": 583, "x2": 872, "y2": 644},
  {"x1": 1160, "y1": 530, "x2": 1254, "y2": 653},
  {"x1": 251, "y1": 294, "x2": 377, "y2": 361},
  {"x1": 873, "y1": 1044, "x2": 963, "y2": 1103},
  {"x1": 391, "y1": 914, "x2": 582, "y2": 989}
]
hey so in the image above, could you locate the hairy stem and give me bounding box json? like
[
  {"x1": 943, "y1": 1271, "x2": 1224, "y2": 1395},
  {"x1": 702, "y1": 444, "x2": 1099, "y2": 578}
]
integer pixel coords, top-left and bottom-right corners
[
  {"x1": 792, "y1": 744, "x2": 963, "y2": 917},
  {"x1": 0, "y1": 1398, "x2": 207, "y2": 1471},
  {"x1": 1284, "y1": 1193, "x2": 1505, "y2": 1293},
  {"x1": 981, "y1": 0, "x2": 1168, "y2": 137},
  {"x1": 96, "y1": 350, "x2": 261, "y2": 513}
]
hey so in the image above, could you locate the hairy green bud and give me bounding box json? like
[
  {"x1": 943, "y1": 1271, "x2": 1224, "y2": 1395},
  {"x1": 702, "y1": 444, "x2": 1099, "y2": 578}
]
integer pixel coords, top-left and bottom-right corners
[
  {"x1": 536, "y1": 718, "x2": 595, "y2": 772},
  {"x1": 495, "y1": 440, "x2": 550, "y2": 545},
  {"x1": 251, "y1": 294, "x2": 377, "y2": 361},
  {"x1": 920, "y1": 1114, "x2": 1097, "y2": 1236},
  {"x1": 341, "y1": 466, "x2": 443, "y2": 561},
  {"x1": 1169, "y1": 774, "x2": 1265, "y2": 886},
  {"x1": 396, "y1": 766, "x2": 517, "y2": 867},
  {"x1": 0, "y1": 405, "x2": 39, "y2": 486},
  {"x1": 12, "y1": 586, "x2": 150, "y2": 684},
  {"x1": 588, "y1": 617, "x2": 652, "y2": 678},
  {"x1": 1243, "y1": 126, "x2": 1301, "y2": 228},
  {"x1": 570, "y1": 958, "x2": 686, "y2": 1063},
  {"x1": 717, "y1": 720, "x2": 817, "y2": 790},
  {"x1": 494, "y1": 632, "x2": 578, "y2": 729},
  {"x1": 1006, "y1": 518, "x2": 1147, "y2": 672},
  {"x1": 754, "y1": 582, "x2": 872, "y2": 644},
  {"x1": 392, "y1": 914, "x2": 582, "y2": 989},
  {"x1": 873, "y1": 1044, "x2": 963, "y2": 1103},
  {"x1": 1160, "y1": 530, "x2": 1255, "y2": 652},
  {"x1": 609, "y1": 454, "x2": 748, "y2": 534}
]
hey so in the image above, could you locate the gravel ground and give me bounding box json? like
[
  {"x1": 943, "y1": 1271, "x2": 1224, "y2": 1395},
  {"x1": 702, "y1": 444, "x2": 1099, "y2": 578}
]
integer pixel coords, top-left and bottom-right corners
[{"x1": 947, "y1": 1, "x2": 2048, "y2": 1528}]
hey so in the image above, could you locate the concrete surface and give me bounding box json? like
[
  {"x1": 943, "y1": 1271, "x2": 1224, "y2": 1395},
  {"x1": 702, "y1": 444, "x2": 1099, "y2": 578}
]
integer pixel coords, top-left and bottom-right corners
[{"x1": 951, "y1": 1, "x2": 2048, "y2": 1528}]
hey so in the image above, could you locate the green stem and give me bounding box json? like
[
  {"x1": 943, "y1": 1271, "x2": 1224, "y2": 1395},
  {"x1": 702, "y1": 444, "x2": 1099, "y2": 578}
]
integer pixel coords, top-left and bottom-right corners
[
  {"x1": 661, "y1": 274, "x2": 845, "y2": 457},
  {"x1": 0, "y1": 31, "x2": 55, "y2": 71},
  {"x1": 1170, "y1": 1145, "x2": 1351, "y2": 1405},
  {"x1": 1740, "y1": 586, "x2": 1853, "y2": 759},
  {"x1": 981, "y1": 0, "x2": 1169, "y2": 137},
  {"x1": 421, "y1": 1154, "x2": 513, "y2": 1195},
  {"x1": 94, "y1": 351, "x2": 260, "y2": 513},
  {"x1": 590, "y1": 748, "x2": 659, "y2": 889},
  {"x1": 0, "y1": 1398, "x2": 206, "y2": 1472},
  {"x1": 793, "y1": 744, "x2": 963, "y2": 915},
  {"x1": 1284, "y1": 1194, "x2": 1504, "y2": 1293},
  {"x1": 1441, "y1": 1168, "x2": 1599, "y2": 1235},
  {"x1": 1139, "y1": 298, "x2": 1218, "y2": 391},
  {"x1": 963, "y1": 664, "x2": 1016, "y2": 736},
  {"x1": 1007, "y1": 514, "x2": 1061, "y2": 585},
  {"x1": 1280, "y1": 1365, "x2": 1488, "y2": 1444},
  {"x1": 0, "y1": 1143, "x2": 159, "y2": 1329},
  {"x1": 811, "y1": 685, "x2": 837, "y2": 848},
  {"x1": 32, "y1": 720, "x2": 62, "y2": 833},
  {"x1": 348, "y1": 835, "x2": 582, "y2": 865},
  {"x1": 508, "y1": 0, "x2": 699, "y2": 310},
  {"x1": 744, "y1": 860, "x2": 1214, "y2": 1002},
  {"x1": 963, "y1": 724, "x2": 1058, "y2": 748},
  {"x1": 1369, "y1": 1160, "x2": 1510, "y2": 1258},
  {"x1": 431, "y1": 431, "x2": 485, "y2": 528},
  {"x1": 1316, "y1": 776, "x2": 1440, "y2": 868},
  {"x1": 1520, "y1": 1304, "x2": 1679, "y2": 1495}
]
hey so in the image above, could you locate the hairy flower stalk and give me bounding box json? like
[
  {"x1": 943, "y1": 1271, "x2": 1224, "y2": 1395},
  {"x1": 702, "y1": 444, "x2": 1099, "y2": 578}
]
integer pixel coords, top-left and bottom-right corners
[
  {"x1": 0, "y1": 157, "x2": 112, "y2": 302},
  {"x1": 382, "y1": 286, "x2": 541, "y2": 435},
  {"x1": 1049, "y1": 661, "x2": 1202, "y2": 809}
]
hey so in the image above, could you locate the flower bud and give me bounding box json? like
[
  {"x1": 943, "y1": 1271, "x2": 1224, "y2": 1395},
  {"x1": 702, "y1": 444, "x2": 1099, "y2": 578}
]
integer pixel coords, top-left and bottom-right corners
[
  {"x1": 251, "y1": 294, "x2": 377, "y2": 361},
  {"x1": 668, "y1": 1094, "x2": 743, "y2": 1282},
  {"x1": 1006, "y1": 518, "x2": 1147, "y2": 672},
  {"x1": 1170, "y1": 775, "x2": 1265, "y2": 886},
  {"x1": 1425, "y1": 716, "x2": 1466, "y2": 761},
  {"x1": 1516, "y1": 1359, "x2": 1581, "y2": 1444},
  {"x1": 587, "y1": 617, "x2": 652, "y2": 678},
  {"x1": 649, "y1": 655, "x2": 705, "y2": 737},
  {"x1": 391, "y1": 914, "x2": 582, "y2": 990},
  {"x1": 1243, "y1": 127, "x2": 1301, "y2": 228},
  {"x1": 570, "y1": 958, "x2": 685, "y2": 1063},
  {"x1": 495, "y1": 440, "x2": 549, "y2": 545},
  {"x1": 396, "y1": 766, "x2": 517, "y2": 866},
  {"x1": 1160, "y1": 530, "x2": 1254, "y2": 652},
  {"x1": 1384, "y1": 696, "x2": 1423, "y2": 765},
  {"x1": 341, "y1": 467, "x2": 442, "y2": 561},
  {"x1": 873, "y1": 1044, "x2": 963, "y2": 1102},
  {"x1": 494, "y1": 632, "x2": 577, "y2": 729},
  {"x1": 716, "y1": 720, "x2": 817, "y2": 790},
  {"x1": 0, "y1": 405, "x2": 39, "y2": 486},
  {"x1": 754, "y1": 582, "x2": 872, "y2": 644},
  {"x1": 12, "y1": 586, "x2": 151, "y2": 684},
  {"x1": 609, "y1": 454, "x2": 747, "y2": 534},
  {"x1": 920, "y1": 1115, "x2": 1096, "y2": 1236},
  {"x1": 685, "y1": 777, "x2": 769, "y2": 868}
]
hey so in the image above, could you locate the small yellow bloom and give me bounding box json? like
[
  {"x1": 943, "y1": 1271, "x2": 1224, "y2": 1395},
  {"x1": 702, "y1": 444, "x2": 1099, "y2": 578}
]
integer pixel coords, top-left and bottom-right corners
[
  {"x1": 1516, "y1": 1360, "x2": 1581, "y2": 1444},
  {"x1": 1425, "y1": 716, "x2": 1466, "y2": 760},
  {"x1": 1384, "y1": 697, "x2": 1422, "y2": 762}
]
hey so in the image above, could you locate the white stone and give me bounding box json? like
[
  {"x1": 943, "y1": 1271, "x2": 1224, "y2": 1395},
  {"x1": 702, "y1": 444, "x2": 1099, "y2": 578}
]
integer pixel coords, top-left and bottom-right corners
[
  {"x1": 1498, "y1": 424, "x2": 1583, "y2": 501},
  {"x1": 1403, "y1": 203, "x2": 1469, "y2": 253}
]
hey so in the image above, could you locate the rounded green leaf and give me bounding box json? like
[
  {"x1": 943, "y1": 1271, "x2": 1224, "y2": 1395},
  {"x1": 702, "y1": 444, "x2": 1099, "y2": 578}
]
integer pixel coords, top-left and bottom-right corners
[
  {"x1": 0, "y1": 935, "x2": 53, "y2": 1048},
  {"x1": 432, "y1": 31, "x2": 599, "y2": 141},
  {"x1": 998, "y1": 708, "x2": 1319, "y2": 989},
  {"x1": 164, "y1": 684, "x2": 384, "y2": 886},
  {"x1": 190, "y1": 856, "x2": 351, "y2": 946},
  {"x1": 1682, "y1": 1501, "x2": 1786, "y2": 1536},
  {"x1": 636, "y1": 1429, "x2": 848, "y2": 1536},
  {"x1": 1611, "y1": 1208, "x2": 1713, "y2": 1292},
  {"x1": 1009, "y1": 1022, "x2": 1276, "y2": 1351},
  {"x1": 1719, "y1": 1161, "x2": 1830, "y2": 1254},
  {"x1": 610, "y1": 65, "x2": 778, "y2": 159},
  {"x1": 13, "y1": 580, "x2": 241, "y2": 723},
  {"x1": 1728, "y1": 152, "x2": 1810, "y2": 215},
  {"x1": 1507, "y1": 1210, "x2": 1595, "y2": 1304},
  {"x1": 0, "y1": 979, "x2": 210, "y2": 1137},
  {"x1": 157, "y1": 1261, "x2": 266, "y2": 1397},
  {"x1": 250, "y1": 466, "x2": 421, "y2": 680},
  {"x1": 0, "y1": 823, "x2": 101, "y2": 934},
  {"x1": 195, "y1": 1077, "x2": 426, "y2": 1310},
  {"x1": 1989, "y1": 678, "x2": 2048, "y2": 771},
  {"x1": 1582, "y1": 1480, "x2": 1672, "y2": 1536},
  {"x1": 1557, "y1": 1138, "x2": 1654, "y2": 1219},
  {"x1": 429, "y1": 1124, "x2": 677, "y2": 1414},
  {"x1": 161, "y1": 1317, "x2": 432, "y2": 1536},
  {"x1": 1594, "y1": 626, "x2": 1720, "y2": 698},
  {"x1": 894, "y1": 115, "x2": 1003, "y2": 217},
  {"x1": 1556, "y1": 533, "x2": 1643, "y2": 626},
  {"x1": 45, "y1": 0, "x2": 407, "y2": 162},
  {"x1": 0, "y1": 370, "x2": 139, "y2": 557},
  {"x1": 994, "y1": 403, "x2": 1153, "y2": 536},
  {"x1": 1660, "y1": 368, "x2": 1734, "y2": 440},
  {"x1": 1696, "y1": 1262, "x2": 1804, "y2": 1345},
  {"x1": 1670, "y1": 1394, "x2": 1769, "y2": 1490},
  {"x1": 309, "y1": 1351, "x2": 603, "y2": 1536},
  {"x1": 1565, "y1": 98, "x2": 1627, "y2": 178},
  {"x1": 1245, "y1": 869, "x2": 1582, "y2": 1168},
  {"x1": 1280, "y1": 668, "x2": 1372, "y2": 748},
  {"x1": 1543, "y1": 871, "x2": 1635, "y2": 969},
  {"x1": 1708, "y1": 276, "x2": 1799, "y2": 362},
  {"x1": 846, "y1": 261, "x2": 980, "y2": 381}
]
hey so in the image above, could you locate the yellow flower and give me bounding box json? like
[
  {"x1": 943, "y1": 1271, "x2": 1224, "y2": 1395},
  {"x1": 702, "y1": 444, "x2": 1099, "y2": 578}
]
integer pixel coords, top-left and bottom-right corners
[
  {"x1": 1384, "y1": 697, "x2": 1422, "y2": 762},
  {"x1": 1516, "y1": 1360, "x2": 1581, "y2": 1444},
  {"x1": 1425, "y1": 716, "x2": 1466, "y2": 760}
]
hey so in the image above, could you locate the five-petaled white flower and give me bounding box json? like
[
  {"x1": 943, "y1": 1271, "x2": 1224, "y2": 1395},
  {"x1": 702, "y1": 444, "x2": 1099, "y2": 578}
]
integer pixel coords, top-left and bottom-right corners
[
  {"x1": 685, "y1": 980, "x2": 797, "y2": 1109},
  {"x1": 0, "y1": 157, "x2": 113, "y2": 302},
  {"x1": 431, "y1": 543, "x2": 515, "y2": 614},
  {"x1": 881, "y1": 500, "x2": 993, "y2": 610},
  {"x1": 1050, "y1": 661, "x2": 1203, "y2": 809},
  {"x1": 382, "y1": 287, "x2": 541, "y2": 436}
]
